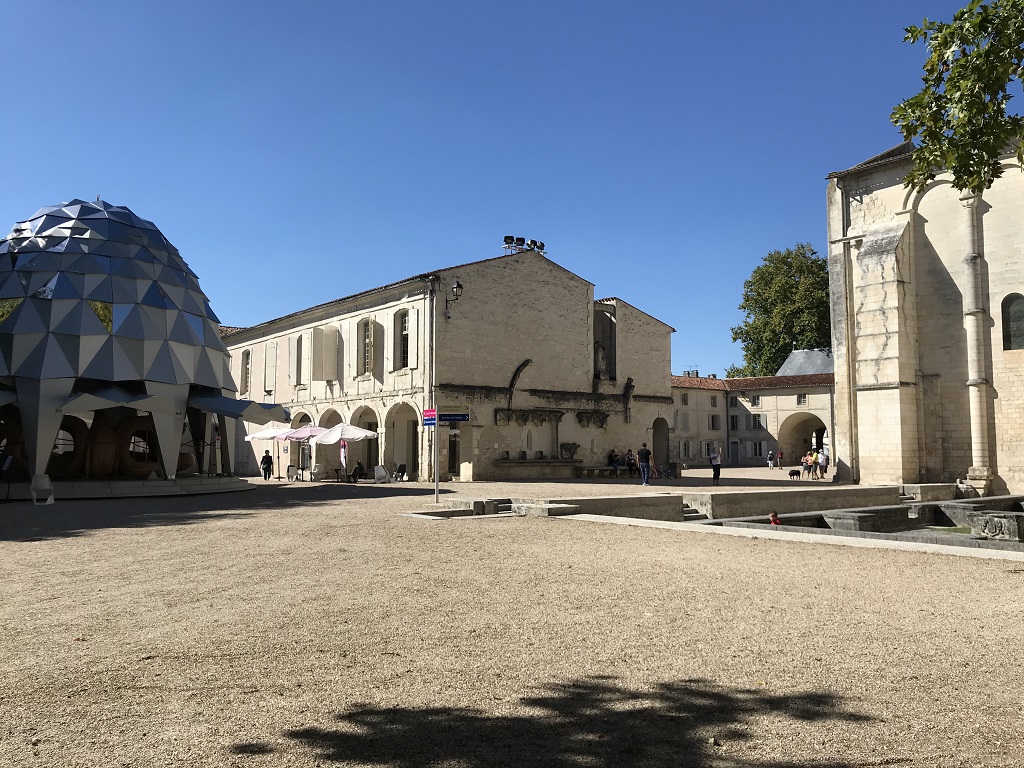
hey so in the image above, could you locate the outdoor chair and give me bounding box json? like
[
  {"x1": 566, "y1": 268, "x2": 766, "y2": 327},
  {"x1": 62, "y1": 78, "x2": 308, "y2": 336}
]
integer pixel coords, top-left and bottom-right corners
[
  {"x1": 286, "y1": 465, "x2": 298, "y2": 481},
  {"x1": 309, "y1": 464, "x2": 325, "y2": 481},
  {"x1": 373, "y1": 465, "x2": 391, "y2": 484},
  {"x1": 393, "y1": 463, "x2": 407, "y2": 481}
]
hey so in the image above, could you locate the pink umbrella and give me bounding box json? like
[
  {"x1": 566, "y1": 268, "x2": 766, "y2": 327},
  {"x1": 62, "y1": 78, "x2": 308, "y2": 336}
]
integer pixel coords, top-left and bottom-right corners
[{"x1": 275, "y1": 425, "x2": 328, "y2": 441}]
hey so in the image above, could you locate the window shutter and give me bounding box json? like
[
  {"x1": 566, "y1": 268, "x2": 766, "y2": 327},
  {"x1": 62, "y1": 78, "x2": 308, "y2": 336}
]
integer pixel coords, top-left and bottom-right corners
[
  {"x1": 373, "y1": 320, "x2": 385, "y2": 379},
  {"x1": 346, "y1": 323, "x2": 357, "y2": 379},
  {"x1": 287, "y1": 336, "x2": 296, "y2": 384},
  {"x1": 746, "y1": 441, "x2": 753, "y2": 458},
  {"x1": 265, "y1": 341, "x2": 277, "y2": 393},
  {"x1": 301, "y1": 331, "x2": 311, "y2": 384},
  {"x1": 407, "y1": 307, "x2": 418, "y2": 369},
  {"x1": 681, "y1": 413, "x2": 689, "y2": 432}
]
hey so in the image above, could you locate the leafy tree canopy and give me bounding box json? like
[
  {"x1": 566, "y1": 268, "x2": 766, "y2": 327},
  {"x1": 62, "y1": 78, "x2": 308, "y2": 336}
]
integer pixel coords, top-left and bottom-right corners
[
  {"x1": 726, "y1": 244, "x2": 830, "y2": 378},
  {"x1": 891, "y1": 0, "x2": 1024, "y2": 193}
]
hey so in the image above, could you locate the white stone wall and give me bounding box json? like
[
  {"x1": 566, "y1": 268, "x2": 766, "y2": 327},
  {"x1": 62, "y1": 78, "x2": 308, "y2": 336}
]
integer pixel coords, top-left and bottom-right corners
[
  {"x1": 226, "y1": 250, "x2": 674, "y2": 482},
  {"x1": 828, "y1": 151, "x2": 1024, "y2": 494}
]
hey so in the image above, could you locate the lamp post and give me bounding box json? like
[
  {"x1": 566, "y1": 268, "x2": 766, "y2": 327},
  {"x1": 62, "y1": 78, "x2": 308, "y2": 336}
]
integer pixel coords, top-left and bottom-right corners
[{"x1": 434, "y1": 279, "x2": 464, "y2": 503}]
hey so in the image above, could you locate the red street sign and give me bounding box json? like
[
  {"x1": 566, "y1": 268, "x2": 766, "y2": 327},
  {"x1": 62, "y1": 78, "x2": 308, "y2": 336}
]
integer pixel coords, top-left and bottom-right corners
[{"x1": 424, "y1": 409, "x2": 436, "y2": 418}]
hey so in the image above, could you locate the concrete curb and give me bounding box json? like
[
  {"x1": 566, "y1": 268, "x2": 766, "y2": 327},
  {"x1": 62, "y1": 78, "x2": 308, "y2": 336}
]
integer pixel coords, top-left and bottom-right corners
[{"x1": 560, "y1": 513, "x2": 1024, "y2": 562}]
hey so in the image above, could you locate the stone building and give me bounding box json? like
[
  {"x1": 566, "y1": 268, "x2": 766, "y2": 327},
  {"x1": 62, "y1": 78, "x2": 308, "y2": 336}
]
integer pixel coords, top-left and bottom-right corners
[
  {"x1": 670, "y1": 360, "x2": 834, "y2": 469},
  {"x1": 827, "y1": 142, "x2": 1024, "y2": 494},
  {"x1": 224, "y1": 247, "x2": 676, "y2": 480}
]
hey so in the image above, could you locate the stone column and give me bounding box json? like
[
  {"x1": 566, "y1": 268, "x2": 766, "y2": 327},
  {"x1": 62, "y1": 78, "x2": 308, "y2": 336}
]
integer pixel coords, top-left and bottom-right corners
[{"x1": 960, "y1": 191, "x2": 992, "y2": 494}]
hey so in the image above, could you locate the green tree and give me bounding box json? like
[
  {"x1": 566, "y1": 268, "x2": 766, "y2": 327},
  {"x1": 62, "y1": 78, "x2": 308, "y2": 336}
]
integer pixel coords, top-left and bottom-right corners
[
  {"x1": 726, "y1": 244, "x2": 830, "y2": 378},
  {"x1": 891, "y1": 0, "x2": 1024, "y2": 193}
]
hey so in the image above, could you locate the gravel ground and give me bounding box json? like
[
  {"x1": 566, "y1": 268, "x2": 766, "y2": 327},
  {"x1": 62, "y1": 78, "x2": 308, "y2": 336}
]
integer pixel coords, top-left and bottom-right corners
[{"x1": 1, "y1": 473, "x2": 1022, "y2": 768}]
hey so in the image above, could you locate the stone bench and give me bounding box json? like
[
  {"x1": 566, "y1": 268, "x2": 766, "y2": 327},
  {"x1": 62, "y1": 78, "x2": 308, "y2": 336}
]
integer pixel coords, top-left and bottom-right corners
[{"x1": 574, "y1": 465, "x2": 636, "y2": 479}]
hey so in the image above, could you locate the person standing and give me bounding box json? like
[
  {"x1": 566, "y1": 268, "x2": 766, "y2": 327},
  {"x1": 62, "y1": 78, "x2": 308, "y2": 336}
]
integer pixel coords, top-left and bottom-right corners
[
  {"x1": 710, "y1": 446, "x2": 722, "y2": 485},
  {"x1": 260, "y1": 450, "x2": 274, "y2": 481},
  {"x1": 637, "y1": 442, "x2": 653, "y2": 486},
  {"x1": 818, "y1": 450, "x2": 828, "y2": 479},
  {"x1": 777, "y1": 448, "x2": 784, "y2": 467},
  {"x1": 767, "y1": 450, "x2": 775, "y2": 470}
]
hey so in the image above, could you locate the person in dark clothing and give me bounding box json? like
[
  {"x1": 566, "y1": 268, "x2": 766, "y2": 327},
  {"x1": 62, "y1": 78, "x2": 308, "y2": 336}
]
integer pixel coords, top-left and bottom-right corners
[
  {"x1": 637, "y1": 443, "x2": 653, "y2": 486},
  {"x1": 349, "y1": 461, "x2": 367, "y2": 482},
  {"x1": 260, "y1": 450, "x2": 274, "y2": 481}
]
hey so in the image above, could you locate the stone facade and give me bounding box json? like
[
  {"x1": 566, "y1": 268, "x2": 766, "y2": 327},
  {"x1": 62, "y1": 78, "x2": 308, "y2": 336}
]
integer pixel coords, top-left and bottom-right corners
[
  {"x1": 224, "y1": 249, "x2": 675, "y2": 481},
  {"x1": 827, "y1": 142, "x2": 1024, "y2": 494},
  {"x1": 670, "y1": 372, "x2": 834, "y2": 468}
]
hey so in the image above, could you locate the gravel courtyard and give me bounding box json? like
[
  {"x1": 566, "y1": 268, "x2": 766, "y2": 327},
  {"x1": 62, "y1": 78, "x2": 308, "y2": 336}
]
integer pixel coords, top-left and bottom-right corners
[{"x1": 2, "y1": 475, "x2": 1022, "y2": 767}]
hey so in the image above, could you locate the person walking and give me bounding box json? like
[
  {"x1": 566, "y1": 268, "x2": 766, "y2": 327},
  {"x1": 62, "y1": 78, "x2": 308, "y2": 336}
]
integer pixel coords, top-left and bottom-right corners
[
  {"x1": 818, "y1": 450, "x2": 829, "y2": 479},
  {"x1": 777, "y1": 448, "x2": 784, "y2": 467},
  {"x1": 637, "y1": 443, "x2": 653, "y2": 485},
  {"x1": 260, "y1": 450, "x2": 274, "y2": 481},
  {"x1": 710, "y1": 446, "x2": 722, "y2": 486},
  {"x1": 767, "y1": 450, "x2": 775, "y2": 470}
]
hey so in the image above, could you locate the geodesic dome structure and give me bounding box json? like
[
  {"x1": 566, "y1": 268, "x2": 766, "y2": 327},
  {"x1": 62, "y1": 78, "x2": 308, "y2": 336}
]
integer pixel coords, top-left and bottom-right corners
[{"x1": 0, "y1": 199, "x2": 286, "y2": 495}]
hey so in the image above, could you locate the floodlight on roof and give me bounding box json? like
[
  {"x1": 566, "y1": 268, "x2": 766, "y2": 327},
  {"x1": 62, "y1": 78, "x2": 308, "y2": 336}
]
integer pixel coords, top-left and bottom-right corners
[
  {"x1": 504, "y1": 235, "x2": 515, "y2": 245},
  {"x1": 537, "y1": 241, "x2": 545, "y2": 251},
  {"x1": 514, "y1": 237, "x2": 526, "y2": 247}
]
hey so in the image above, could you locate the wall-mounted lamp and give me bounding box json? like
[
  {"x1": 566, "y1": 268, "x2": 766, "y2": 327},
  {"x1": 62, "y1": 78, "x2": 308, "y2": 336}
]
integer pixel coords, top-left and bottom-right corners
[{"x1": 445, "y1": 280, "x2": 464, "y2": 320}]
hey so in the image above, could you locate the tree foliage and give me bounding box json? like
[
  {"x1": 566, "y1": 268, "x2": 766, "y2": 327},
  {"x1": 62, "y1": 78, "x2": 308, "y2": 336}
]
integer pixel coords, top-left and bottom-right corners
[
  {"x1": 891, "y1": 0, "x2": 1024, "y2": 193},
  {"x1": 726, "y1": 244, "x2": 830, "y2": 378}
]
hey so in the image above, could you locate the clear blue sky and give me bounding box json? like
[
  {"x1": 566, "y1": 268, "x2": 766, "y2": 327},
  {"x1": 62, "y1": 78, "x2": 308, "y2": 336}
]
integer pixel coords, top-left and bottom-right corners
[{"x1": 0, "y1": 0, "x2": 969, "y2": 377}]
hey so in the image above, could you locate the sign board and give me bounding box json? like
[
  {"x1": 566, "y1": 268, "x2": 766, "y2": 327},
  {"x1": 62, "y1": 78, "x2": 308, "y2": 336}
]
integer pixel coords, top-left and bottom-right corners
[
  {"x1": 438, "y1": 413, "x2": 470, "y2": 422},
  {"x1": 423, "y1": 408, "x2": 436, "y2": 427}
]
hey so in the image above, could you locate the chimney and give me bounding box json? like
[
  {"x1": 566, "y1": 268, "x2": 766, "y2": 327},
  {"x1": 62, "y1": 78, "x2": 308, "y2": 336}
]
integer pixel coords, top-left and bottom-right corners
[{"x1": 710, "y1": 373, "x2": 717, "y2": 379}]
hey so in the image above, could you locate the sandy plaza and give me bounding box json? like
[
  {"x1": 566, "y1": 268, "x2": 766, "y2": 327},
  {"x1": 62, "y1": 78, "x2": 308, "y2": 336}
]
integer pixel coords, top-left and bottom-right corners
[{"x1": 2, "y1": 471, "x2": 1022, "y2": 768}]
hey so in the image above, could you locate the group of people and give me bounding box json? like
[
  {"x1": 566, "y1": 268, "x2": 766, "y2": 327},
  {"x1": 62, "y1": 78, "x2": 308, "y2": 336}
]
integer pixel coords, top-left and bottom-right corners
[
  {"x1": 800, "y1": 449, "x2": 829, "y2": 479},
  {"x1": 766, "y1": 449, "x2": 784, "y2": 468},
  {"x1": 607, "y1": 443, "x2": 656, "y2": 485}
]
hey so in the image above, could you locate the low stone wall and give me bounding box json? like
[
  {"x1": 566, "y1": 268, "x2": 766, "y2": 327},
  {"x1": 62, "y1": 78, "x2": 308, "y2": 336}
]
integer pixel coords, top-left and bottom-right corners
[
  {"x1": 535, "y1": 493, "x2": 694, "y2": 522},
  {"x1": 901, "y1": 483, "x2": 957, "y2": 502},
  {"x1": 681, "y1": 486, "x2": 901, "y2": 520}
]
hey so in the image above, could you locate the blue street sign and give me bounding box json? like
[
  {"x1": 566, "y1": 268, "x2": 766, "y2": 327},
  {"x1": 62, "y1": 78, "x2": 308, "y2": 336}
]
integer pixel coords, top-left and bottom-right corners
[
  {"x1": 438, "y1": 413, "x2": 470, "y2": 422},
  {"x1": 423, "y1": 418, "x2": 436, "y2": 427}
]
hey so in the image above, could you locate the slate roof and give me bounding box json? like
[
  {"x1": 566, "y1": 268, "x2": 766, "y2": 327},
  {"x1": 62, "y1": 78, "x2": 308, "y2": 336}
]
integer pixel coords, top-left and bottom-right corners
[
  {"x1": 775, "y1": 348, "x2": 834, "y2": 376},
  {"x1": 827, "y1": 141, "x2": 914, "y2": 179}
]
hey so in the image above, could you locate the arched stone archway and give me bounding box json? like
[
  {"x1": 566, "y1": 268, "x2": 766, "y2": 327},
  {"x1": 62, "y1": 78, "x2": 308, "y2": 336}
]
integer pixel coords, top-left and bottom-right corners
[
  {"x1": 778, "y1": 412, "x2": 828, "y2": 468},
  {"x1": 312, "y1": 409, "x2": 345, "y2": 475},
  {"x1": 384, "y1": 402, "x2": 419, "y2": 479},
  {"x1": 652, "y1": 417, "x2": 669, "y2": 469},
  {"x1": 289, "y1": 411, "x2": 313, "y2": 476},
  {"x1": 350, "y1": 406, "x2": 380, "y2": 469}
]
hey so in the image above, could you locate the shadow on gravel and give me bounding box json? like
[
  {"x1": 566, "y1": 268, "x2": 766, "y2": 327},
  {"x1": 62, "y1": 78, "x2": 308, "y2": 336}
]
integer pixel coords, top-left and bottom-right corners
[
  {"x1": 242, "y1": 676, "x2": 878, "y2": 766},
  {"x1": 0, "y1": 482, "x2": 452, "y2": 542}
]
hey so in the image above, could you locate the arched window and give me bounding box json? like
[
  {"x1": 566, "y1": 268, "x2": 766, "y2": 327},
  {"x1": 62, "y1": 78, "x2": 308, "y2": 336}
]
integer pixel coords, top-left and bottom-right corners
[
  {"x1": 239, "y1": 350, "x2": 251, "y2": 395},
  {"x1": 1003, "y1": 294, "x2": 1024, "y2": 350}
]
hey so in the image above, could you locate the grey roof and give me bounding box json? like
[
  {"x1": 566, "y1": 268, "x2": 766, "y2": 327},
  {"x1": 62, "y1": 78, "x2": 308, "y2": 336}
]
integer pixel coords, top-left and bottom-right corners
[
  {"x1": 827, "y1": 142, "x2": 914, "y2": 179},
  {"x1": 775, "y1": 349, "x2": 834, "y2": 376}
]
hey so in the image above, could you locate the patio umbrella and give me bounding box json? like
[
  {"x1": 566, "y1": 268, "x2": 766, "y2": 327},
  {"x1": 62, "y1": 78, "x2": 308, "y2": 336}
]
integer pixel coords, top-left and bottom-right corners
[
  {"x1": 244, "y1": 426, "x2": 295, "y2": 441},
  {"x1": 275, "y1": 425, "x2": 328, "y2": 441},
  {"x1": 309, "y1": 422, "x2": 378, "y2": 445},
  {"x1": 244, "y1": 426, "x2": 293, "y2": 480}
]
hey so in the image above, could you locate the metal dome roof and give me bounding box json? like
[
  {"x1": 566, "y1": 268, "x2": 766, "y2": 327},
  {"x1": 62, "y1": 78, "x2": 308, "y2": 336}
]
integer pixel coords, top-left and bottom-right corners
[{"x1": 0, "y1": 199, "x2": 232, "y2": 390}]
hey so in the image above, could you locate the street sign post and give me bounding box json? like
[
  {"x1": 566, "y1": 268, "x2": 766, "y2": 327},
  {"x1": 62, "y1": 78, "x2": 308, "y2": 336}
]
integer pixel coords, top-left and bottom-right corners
[{"x1": 423, "y1": 408, "x2": 436, "y2": 427}]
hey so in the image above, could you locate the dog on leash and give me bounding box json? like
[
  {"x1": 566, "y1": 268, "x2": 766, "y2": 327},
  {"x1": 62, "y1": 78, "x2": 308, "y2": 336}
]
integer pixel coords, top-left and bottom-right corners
[{"x1": 788, "y1": 469, "x2": 801, "y2": 480}]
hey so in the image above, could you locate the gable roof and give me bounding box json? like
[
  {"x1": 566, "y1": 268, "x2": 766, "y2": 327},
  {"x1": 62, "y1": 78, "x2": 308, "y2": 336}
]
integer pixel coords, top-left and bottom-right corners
[
  {"x1": 670, "y1": 376, "x2": 727, "y2": 391},
  {"x1": 827, "y1": 141, "x2": 914, "y2": 179},
  {"x1": 722, "y1": 373, "x2": 834, "y2": 390},
  {"x1": 224, "y1": 249, "x2": 588, "y2": 339}
]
